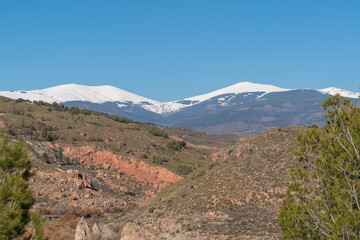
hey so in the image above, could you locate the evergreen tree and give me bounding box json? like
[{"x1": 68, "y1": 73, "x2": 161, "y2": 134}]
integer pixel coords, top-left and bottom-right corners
[
  {"x1": 278, "y1": 94, "x2": 360, "y2": 239},
  {"x1": 0, "y1": 131, "x2": 35, "y2": 239}
]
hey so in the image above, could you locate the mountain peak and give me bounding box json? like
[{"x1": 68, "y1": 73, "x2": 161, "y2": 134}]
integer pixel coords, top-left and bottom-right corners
[
  {"x1": 0, "y1": 83, "x2": 158, "y2": 105},
  {"x1": 318, "y1": 87, "x2": 360, "y2": 99},
  {"x1": 184, "y1": 81, "x2": 291, "y2": 102},
  {"x1": 0, "y1": 82, "x2": 358, "y2": 117}
]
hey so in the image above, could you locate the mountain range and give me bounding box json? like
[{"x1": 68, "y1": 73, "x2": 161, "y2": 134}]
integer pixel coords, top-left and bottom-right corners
[{"x1": 0, "y1": 82, "x2": 359, "y2": 134}]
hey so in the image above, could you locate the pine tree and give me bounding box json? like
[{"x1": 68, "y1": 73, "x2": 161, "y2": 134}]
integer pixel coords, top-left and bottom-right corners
[
  {"x1": 278, "y1": 94, "x2": 360, "y2": 239},
  {"x1": 0, "y1": 130, "x2": 35, "y2": 239}
]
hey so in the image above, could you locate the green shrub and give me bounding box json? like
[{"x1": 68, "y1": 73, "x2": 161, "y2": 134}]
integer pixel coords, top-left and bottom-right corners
[
  {"x1": 177, "y1": 165, "x2": 193, "y2": 175},
  {"x1": 152, "y1": 156, "x2": 168, "y2": 165},
  {"x1": 41, "y1": 153, "x2": 50, "y2": 164},
  {"x1": 149, "y1": 127, "x2": 168, "y2": 138},
  {"x1": 166, "y1": 140, "x2": 186, "y2": 151}
]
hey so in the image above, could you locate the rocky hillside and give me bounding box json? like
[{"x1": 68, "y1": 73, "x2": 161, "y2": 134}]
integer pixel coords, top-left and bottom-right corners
[
  {"x1": 0, "y1": 96, "x2": 311, "y2": 239},
  {"x1": 0, "y1": 97, "x2": 238, "y2": 239},
  {"x1": 120, "y1": 126, "x2": 306, "y2": 239}
]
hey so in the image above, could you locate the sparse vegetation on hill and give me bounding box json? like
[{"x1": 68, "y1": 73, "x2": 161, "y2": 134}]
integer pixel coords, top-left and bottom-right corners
[
  {"x1": 0, "y1": 97, "x2": 228, "y2": 239},
  {"x1": 164, "y1": 126, "x2": 243, "y2": 148},
  {"x1": 0, "y1": 98, "x2": 215, "y2": 176},
  {"x1": 121, "y1": 126, "x2": 306, "y2": 239}
]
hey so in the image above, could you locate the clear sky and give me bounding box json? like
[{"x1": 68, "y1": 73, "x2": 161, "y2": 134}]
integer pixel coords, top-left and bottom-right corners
[{"x1": 0, "y1": 0, "x2": 359, "y2": 101}]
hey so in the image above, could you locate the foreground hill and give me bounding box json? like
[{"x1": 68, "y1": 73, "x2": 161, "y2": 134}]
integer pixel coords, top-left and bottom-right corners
[
  {"x1": 1, "y1": 82, "x2": 359, "y2": 133},
  {"x1": 120, "y1": 126, "x2": 306, "y2": 239},
  {"x1": 0, "y1": 97, "x2": 239, "y2": 239}
]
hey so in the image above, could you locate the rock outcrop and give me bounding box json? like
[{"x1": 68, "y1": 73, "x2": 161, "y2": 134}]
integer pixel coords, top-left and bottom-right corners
[
  {"x1": 74, "y1": 217, "x2": 90, "y2": 240},
  {"x1": 75, "y1": 218, "x2": 115, "y2": 240}
]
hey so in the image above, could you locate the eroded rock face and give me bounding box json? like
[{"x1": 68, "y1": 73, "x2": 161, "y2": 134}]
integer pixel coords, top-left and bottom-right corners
[
  {"x1": 31, "y1": 143, "x2": 182, "y2": 212},
  {"x1": 75, "y1": 218, "x2": 116, "y2": 240},
  {"x1": 75, "y1": 217, "x2": 90, "y2": 240},
  {"x1": 63, "y1": 145, "x2": 182, "y2": 186},
  {"x1": 30, "y1": 168, "x2": 127, "y2": 209}
]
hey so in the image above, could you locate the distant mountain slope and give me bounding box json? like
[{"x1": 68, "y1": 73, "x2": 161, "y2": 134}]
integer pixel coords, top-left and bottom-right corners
[
  {"x1": 0, "y1": 82, "x2": 359, "y2": 133},
  {"x1": 165, "y1": 89, "x2": 340, "y2": 133}
]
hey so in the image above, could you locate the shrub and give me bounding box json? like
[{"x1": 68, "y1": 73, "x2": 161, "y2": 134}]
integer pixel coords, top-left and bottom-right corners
[
  {"x1": 149, "y1": 127, "x2": 168, "y2": 138},
  {"x1": 41, "y1": 153, "x2": 50, "y2": 164},
  {"x1": 152, "y1": 156, "x2": 168, "y2": 165},
  {"x1": 177, "y1": 165, "x2": 193, "y2": 175},
  {"x1": 166, "y1": 140, "x2": 186, "y2": 151},
  {"x1": 124, "y1": 191, "x2": 136, "y2": 196}
]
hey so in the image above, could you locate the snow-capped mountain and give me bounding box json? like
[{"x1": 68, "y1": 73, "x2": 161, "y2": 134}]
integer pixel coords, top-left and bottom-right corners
[
  {"x1": 318, "y1": 87, "x2": 360, "y2": 99},
  {"x1": 0, "y1": 82, "x2": 295, "y2": 114},
  {"x1": 3, "y1": 82, "x2": 357, "y2": 115},
  {"x1": 0, "y1": 84, "x2": 154, "y2": 104},
  {"x1": 0, "y1": 82, "x2": 359, "y2": 134},
  {"x1": 184, "y1": 82, "x2": 292, "y2": 102},
  {"x1": 0, "y1": 84, "x2": 184, "y2": 114}
]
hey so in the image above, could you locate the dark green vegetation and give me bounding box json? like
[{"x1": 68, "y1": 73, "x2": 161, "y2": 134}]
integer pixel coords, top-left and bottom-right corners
[
  {"x1": 279, "y1": 95, "x2": 360, "y2": 239},
  {"x1": 0, "y1": 131, "x2": 34, "y2": 239},
  {"x1": 149, "y1": 127, "x2": 169, "y2": 138},
  {"x1": 0, "y1": 97, "x2": 225, "y2": 176},
  {"x1": 166, "y1": 140, "x2": 186, "y2": 151}
]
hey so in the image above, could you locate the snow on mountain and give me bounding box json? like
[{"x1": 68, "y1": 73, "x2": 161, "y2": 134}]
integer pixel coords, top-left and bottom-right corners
[
  {"x1": 0, "y1": 84, "x2": 187, "y2": 115},
  {"x1": 0, "y1": 82, "x2": 358, "y2": 115},
  {"x1": 0, "y1": 84, "x2": 155, "y2": 104},
  {"x1": 184, "y1": 82, "x2": 292, "y2": 102},
  {"x1": 317, "y1": 87, "x2": 360, "y2": 99}
]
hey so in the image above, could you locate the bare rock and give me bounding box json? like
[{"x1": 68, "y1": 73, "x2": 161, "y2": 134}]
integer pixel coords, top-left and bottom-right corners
[{"x1": 75, "y1": 217, "x2": 90, "y2": 240}]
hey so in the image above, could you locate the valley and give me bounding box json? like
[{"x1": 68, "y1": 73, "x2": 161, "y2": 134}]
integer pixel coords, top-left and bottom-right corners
[{"x1": 0, "y1": 90, "x2": 358, "y2": 239}]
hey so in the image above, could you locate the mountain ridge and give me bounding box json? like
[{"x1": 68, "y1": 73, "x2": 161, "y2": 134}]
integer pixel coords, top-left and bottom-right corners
[
  {"x1": 0, "y1": 82, "x2": 358, "y2": 115},
  {"x1": 1, "y1": 82, "x2": 359, "y2": 134}
]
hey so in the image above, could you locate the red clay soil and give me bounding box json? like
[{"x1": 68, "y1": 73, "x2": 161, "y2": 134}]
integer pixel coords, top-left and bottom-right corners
[{"x1": 62, "y1": 145, "x2": 182, "y2": 185}]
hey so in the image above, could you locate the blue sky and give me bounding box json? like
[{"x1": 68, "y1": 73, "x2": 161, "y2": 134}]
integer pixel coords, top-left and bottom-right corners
[{"x1": 0, "y1": 0, "x2": 359, "y2": 101}]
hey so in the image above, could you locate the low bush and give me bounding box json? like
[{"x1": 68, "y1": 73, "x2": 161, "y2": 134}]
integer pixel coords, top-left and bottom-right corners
[
  {"x1": 166, "y1": 140, "x2": 186, "y2": 151},
  {"x1": 149, "y1": 127, "x2": 168, "y2": 138}
]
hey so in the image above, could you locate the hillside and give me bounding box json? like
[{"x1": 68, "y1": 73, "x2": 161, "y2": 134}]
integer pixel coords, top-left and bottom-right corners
[
  {"x1": 0, "y1": 96, "x2": 325, "y2": 239},
  {"x1": 162, "y1": 126, "x2": 245, "y2": 149},
  {"x1": 120, "y1": 126, "x2": 306, "y2": 239},
  {"x1": 0, "y1": 97, "x2": 230, "y2": 239}
]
